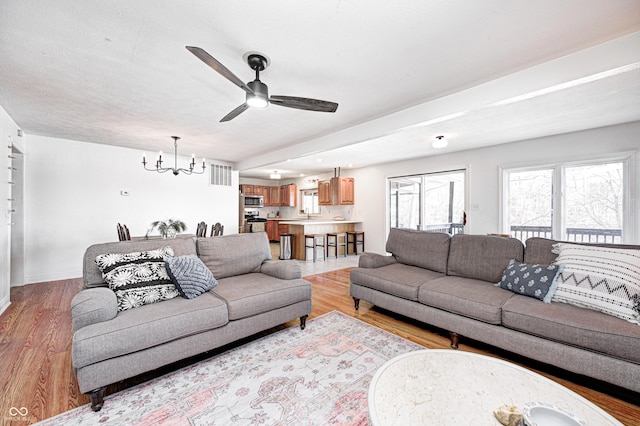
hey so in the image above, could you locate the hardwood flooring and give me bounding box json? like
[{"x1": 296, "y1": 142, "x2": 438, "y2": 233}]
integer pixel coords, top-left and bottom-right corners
[{"x1": 1, "y1": 269, "x2": 639, "y2": 424}]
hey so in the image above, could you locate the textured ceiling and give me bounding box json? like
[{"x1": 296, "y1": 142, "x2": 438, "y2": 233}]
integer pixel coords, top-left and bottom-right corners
[{"x1": 1, "y1": 1, "x2": 639, "y2": 179}]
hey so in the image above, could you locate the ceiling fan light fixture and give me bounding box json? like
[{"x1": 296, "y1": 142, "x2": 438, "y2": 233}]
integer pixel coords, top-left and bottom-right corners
[
  {"x1": 246, "y1": 80, "x2": 269, "y2": 108},
  {"x1": 432, "y1": 135, "x2": 448, "y2": 149}
]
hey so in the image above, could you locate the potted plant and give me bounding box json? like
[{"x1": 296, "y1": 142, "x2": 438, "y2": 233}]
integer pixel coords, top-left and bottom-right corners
[{"x1": 148, "y1": 218, "x2": 187, "y2": 239}]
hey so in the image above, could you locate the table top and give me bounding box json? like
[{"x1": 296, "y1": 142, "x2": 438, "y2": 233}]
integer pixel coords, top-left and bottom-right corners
[{"x1": 368, "y1": 349, "x2": 622, "y2": 426}]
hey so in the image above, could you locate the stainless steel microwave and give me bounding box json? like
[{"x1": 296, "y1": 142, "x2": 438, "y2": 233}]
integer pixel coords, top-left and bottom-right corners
[{"x1": 242, "y1": 195, "x2": 264, "y2": 208}]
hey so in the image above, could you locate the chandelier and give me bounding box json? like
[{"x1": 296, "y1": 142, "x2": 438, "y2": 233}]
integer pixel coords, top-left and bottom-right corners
[{"x1": 142, "y1": 136, "x2": 205, "y2": 176}]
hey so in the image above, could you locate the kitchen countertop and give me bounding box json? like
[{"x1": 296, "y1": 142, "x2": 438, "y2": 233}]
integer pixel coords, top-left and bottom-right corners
[{"x1": 278, "y1": 219, "x2": 361, "y2": 225}]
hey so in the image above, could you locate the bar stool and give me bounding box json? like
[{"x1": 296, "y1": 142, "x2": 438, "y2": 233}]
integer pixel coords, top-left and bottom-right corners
[
  {"x1": 304, "y1": 234, "x2": 326, "y2": 262},
  {"x1": 346, "y1": 231, "x2": 365, "y2": 255},
  {"x1": 326, "y1": 232, "x2": 347, "y2": 258}
]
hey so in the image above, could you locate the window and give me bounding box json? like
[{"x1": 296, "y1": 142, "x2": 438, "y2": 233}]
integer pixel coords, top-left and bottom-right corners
[
  {"x1": 389, "y1": 170, "x2": 466, "y2": 235},
  {"x1": 299, "y1": 188, "x2": 320, "y2": 215},
  {"x1": 503, "y1": 157, "x2": 629, "y2": 243}
]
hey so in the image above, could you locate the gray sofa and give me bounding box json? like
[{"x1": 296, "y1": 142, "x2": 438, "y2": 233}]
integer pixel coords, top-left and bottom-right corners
[
  {"x1": 72, "y1": 232, "x2": 312, "y2": 411},
  {"x1": 350, "y1": 228, "x2": 640, "y2": 393}
]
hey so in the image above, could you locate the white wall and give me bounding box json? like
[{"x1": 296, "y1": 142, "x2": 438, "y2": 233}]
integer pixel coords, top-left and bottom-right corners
[
  {"x1": 0, "y1": 106, "x2": 23, "y2": 315},
  {"x1": 23, "y1": 135, "x2": 239, "y2": 284},
  {"x1": 350, "y1": 121, "x2": 640, "y2": 255}
]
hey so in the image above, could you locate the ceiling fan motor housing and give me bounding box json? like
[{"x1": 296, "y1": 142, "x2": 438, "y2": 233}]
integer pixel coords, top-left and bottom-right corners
[{"x1": 247, "y1": 80, "x2": 269, "y2": 108}]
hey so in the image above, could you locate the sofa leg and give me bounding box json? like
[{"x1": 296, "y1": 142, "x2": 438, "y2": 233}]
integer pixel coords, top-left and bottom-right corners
[
  {"x1": 353, "y1": 297, "x2": 360, "y2": 310},
  {"x1": 449, "y1": 332, "x2": 459, "y2": 349},
  {"x1": 300, "y1": 315, "x2": 308, "y2": 330},
  {"x1": 89, "y1": 386, "x2": 106, "y2": 411}
]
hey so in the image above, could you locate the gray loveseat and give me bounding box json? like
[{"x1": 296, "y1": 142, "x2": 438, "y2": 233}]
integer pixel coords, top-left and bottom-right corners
[
  {"x1": 72, "y1": 232, "x2": 312, "y2": 411},
  {"x1": 350, "y1": 228, "x2": 640, "y2": 393}
]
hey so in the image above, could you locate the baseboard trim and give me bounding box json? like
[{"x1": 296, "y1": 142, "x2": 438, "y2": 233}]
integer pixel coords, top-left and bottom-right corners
[
  {"x1": 25, "y1": 270, "x2": 82, "y2": 285},
  {"x1": 0, "y1": 295, "x2": 10, "y2": 317}
]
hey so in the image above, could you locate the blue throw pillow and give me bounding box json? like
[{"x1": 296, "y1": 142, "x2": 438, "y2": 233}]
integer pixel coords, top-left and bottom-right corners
[
  {"x1": 165, "y1": 254, "x2": 218, "y2": 299},
  {"x1": 497, "y1": 259, "x2": 562, "y2": 303}
]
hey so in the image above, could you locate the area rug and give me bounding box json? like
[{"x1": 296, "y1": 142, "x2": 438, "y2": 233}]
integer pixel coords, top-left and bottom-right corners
[{"x1": 38, "y1": 311, "x2": 423, "y2": 425}]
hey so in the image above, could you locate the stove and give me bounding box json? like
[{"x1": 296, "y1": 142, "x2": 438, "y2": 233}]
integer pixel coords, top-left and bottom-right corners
[{"x1": 244, "y1": 210, "x2": 267, "y2": 232}]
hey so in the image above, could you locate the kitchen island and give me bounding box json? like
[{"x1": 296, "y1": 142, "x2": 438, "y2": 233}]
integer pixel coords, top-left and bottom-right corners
[{"x1": 278, "y1": 220, "x2": 362, "y2": 260}]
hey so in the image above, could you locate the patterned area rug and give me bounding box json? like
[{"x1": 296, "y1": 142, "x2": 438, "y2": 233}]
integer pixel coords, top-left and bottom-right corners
[{"x1": 38, "y1": 311, "x2": 423, "y2": 425}]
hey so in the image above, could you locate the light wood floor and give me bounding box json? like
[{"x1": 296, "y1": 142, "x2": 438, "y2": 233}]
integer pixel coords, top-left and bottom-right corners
[{"x1": 1, "y1": 269, "x2": 639, "y2": 425}]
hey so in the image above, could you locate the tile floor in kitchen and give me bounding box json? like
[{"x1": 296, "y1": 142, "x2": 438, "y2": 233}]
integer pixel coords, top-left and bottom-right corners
[{"x1": 269, "y1": 243, "x2": 360, "y2": 276}]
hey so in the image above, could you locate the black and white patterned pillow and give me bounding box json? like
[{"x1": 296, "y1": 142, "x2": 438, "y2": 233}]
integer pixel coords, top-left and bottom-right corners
[
  {"x1": 497, "y1": 259, "x2": 561, "y2": 302},
  {"x1": 165, "y1": 254, "x2": 218, "y2": 299},
  {"x1": 552, "y1": 243, "x2": 640, "y2": 324},
  {"x1": 95, "y1": 247, "x2": 179, "y2": 312}
]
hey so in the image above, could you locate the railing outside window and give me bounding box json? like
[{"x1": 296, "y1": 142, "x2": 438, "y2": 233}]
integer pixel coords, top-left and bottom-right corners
[{"x1": 509, "y1": 226, "x2": 621, "y2": 244}]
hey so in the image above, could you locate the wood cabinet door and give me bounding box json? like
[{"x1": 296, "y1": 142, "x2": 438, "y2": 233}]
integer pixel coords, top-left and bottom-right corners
[
  {"x1": 269, "y1": 186, "x2": 280, "y2": 206},
  {"x1": 266, "y1": 220, "x2": 278, "y2": 241},
  {"x1": 318, "y1": 180, "x2": 332, "y2": 205},
  {"x1": 280, "y1": 184, "x2": 297, "y2": 206},
  {"x1": 339, "y1": 177, "x2": 355, "y2": 204},
  {"x1": 240, "y1": 184, "x2": 255, "y2": 195}
]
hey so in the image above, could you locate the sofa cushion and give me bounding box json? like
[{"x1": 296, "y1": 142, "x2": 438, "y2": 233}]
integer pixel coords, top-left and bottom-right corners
[
  {"x1": 350, "y1": 263, "x2": 445, "y2": 301},
  {"x1": 418, "y1": 276, "x2": 514, "y2": 324},
  {"x1": 551, "y1": 243, "x2": 640, "y2": 324},
  {"x1": 72, "y1": 292, "x2": 229, "y2": 368},
  {"x1": 448, "y1": 234, "x2": 524, "y2": 283},
  {"x1": 165, "y1": 254, "x2": 218, "y2": 299},
  {"x1": 502, "y1": 295, "x2": 640, "y2": 363},
  {"x1": 385, "y1": 228, "x2": 450, "y2": 273},
  {"x1": 84, "y1": 236, "x2": 198, "y2": 288},
  {"x1": 198, "y1": 233, "x2": 271, "y2": 279},
  {"x1": 95, "y1": 246, "x2": 179, "y2": 312},
  {"x1": 497, "y1": 259, "x2": 562, "y2": 303},
  {"x1": 212, "y1": 273, "x2": 312, "y2": 320}
]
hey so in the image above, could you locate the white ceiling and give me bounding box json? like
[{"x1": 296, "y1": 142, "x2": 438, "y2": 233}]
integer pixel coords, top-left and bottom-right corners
[{"x1": 1, "y1": 1, "x2": 639, "y2": 179}]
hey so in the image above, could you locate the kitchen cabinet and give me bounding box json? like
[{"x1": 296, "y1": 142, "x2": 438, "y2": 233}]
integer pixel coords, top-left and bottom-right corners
[
  {"x1": 280, "y1": 184, "x2": 297, "y2": 207},
  {"x1": 269, "y1": 185, "x2": 280, "y2": 207},
  {"x1": 332, "y1": 177, "x2": 355, "y2": 205},
  {"x1": 318, "y1": 180, "x2": 332, "y2": 206},
  {"x1": 317, "y1": 177, "x2": 355, "y2": 206},
  {"x1": 278, "y1": 223, "x2": 289, "y2": 235},
  {"x1": 266, "y1": 220, "x2": 279, "y2": 241},
  {"x1": 240, "y1": 184, "x2": 255, "y2": 195}
]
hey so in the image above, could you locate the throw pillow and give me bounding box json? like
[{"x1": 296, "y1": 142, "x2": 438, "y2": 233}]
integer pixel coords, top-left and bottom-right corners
[
  {"x1": 165, "y1": 254, "x2": 218, "y2": 299},
  {"x1": 496, "y1": 259, "x2": 561, "y2": 303},
  {"x1": 551, "y1": 243, "x2": 640, "y2": 325},
  {"x1": 95, "y1": 246, "x2": 179, "y2": 312}
]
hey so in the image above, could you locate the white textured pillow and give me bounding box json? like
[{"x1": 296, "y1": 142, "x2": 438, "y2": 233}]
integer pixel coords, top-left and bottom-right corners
[{"x1": 551, "y1": 243, "x2": 640, "y2": 324}]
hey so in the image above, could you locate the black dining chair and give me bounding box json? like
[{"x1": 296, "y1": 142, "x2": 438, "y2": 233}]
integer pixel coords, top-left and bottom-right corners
[
  {"x1": 196, "y1": 221, "x2": 208, "y2": 237},
  {"x1": 211, "y1": 222, "x2": 224, "y2": 237}
]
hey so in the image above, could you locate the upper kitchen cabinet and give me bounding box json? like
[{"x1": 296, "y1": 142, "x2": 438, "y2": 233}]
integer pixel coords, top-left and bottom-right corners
[
  {"x1": 280, "y1": 184, "x2": 297, "y2": 207},
  {"x1": 318, "y1": 180, "x2": 332, "y2": 206},
  {"x1": 332, "y1": 177, "x2": 355, "y2": 205},
  {"x1": 240, "y1": 184, "x2": 256, "y2": 195},
  {"x1": 269, "y1": 186, "x2": 280, "y2": 207}
]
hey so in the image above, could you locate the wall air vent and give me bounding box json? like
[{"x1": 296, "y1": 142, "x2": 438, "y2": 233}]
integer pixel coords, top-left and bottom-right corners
[{"x1": 210, "y1": 164, "x2": 233, "y2": 186}]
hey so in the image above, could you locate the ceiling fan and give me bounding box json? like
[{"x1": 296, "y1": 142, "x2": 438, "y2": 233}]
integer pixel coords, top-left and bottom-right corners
[{"x1": 186, "y1": 46, "x2": 339, "y2": 122}]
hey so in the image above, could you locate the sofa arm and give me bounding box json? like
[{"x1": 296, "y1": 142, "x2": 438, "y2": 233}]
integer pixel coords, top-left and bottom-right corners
[
  {"x1": 260, "y1": 260, "x2": 302, "y2": 280},
  {"x1": 358, "y1": 253, "x2": 397, "y2": 268},
  {"x1": 71, "y1": 288, "x2": 118, "y2": 332}
]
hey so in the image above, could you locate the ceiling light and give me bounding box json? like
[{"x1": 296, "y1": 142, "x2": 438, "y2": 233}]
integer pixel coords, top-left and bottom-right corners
[
  {"x1": 246, "y1": 80, "x2": 269, "y2": 108},
  {"x1": 142, "y1": 136, "x2": 205, "y2": 176},
  {"x1": 246, "y1": 93, "x2": 268, "y2": 108},
  {"x1": 432, "y1": 135, "x2": 448, "y2": 149},
  {"x1": 270, "y1": 171, "x2": 281, "y2": 179}
]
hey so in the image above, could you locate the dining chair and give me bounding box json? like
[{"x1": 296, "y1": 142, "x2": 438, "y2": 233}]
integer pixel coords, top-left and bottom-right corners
[
  {"x1": 211, "y1": 222, "x2": 224, "y2": 237},
  {"x1": 117, "y1": 223, "x2": 131, "y2": 241},
  {"x1": 196, "y1": 221, "x2": 208, "y2": 237}
]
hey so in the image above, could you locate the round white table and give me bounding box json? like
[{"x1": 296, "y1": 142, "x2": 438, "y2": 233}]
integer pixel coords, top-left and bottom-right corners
[{"x1": 368, "y1": 349, "x2": 623, "y2": 426}]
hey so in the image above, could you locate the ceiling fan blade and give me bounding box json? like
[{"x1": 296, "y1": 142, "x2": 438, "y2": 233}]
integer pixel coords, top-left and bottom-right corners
[
  {"x1": 220, "y1": 103, "x2": 249, "y2": 122},
  {"x1": 185, "y1": 46, "x2": 253, "y2": 95},
  {"x1": 269, "y1": 96, "x2": 338, "y2": 113}
]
